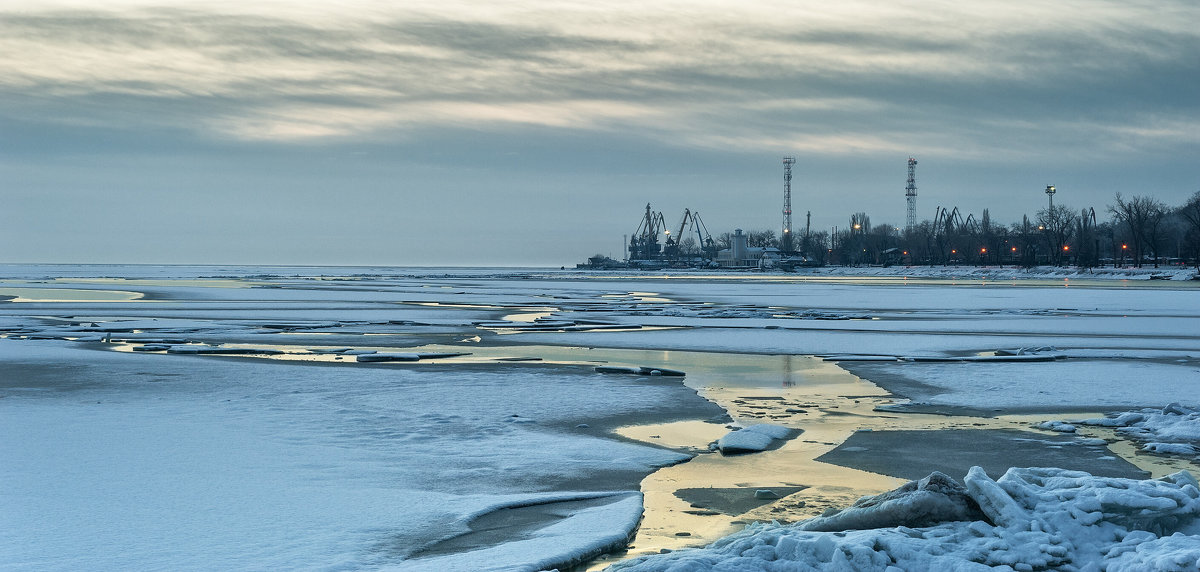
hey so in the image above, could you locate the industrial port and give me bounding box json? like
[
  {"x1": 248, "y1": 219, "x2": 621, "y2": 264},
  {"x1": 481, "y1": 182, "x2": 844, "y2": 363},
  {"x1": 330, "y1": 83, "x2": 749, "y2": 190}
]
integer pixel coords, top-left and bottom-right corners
[
  {"x1": 580, "y1": 158, "x2": 1200, "y2": 272},
  {"x1": 580, "y1": 156, "x2": 898, "y2": 271}
]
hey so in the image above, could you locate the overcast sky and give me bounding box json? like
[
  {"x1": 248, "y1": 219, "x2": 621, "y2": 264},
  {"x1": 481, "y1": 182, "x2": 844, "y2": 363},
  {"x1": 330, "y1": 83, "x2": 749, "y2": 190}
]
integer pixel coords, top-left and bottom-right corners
[{"x1": 2, "y1": 0, "x2": 1197, "y2": 266}]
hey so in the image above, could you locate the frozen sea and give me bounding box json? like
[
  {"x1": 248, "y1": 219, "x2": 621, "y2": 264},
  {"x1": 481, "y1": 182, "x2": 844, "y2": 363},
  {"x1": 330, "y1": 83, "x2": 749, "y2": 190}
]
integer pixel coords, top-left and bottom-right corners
[{"x1": 2, "y1": 264, "x2": 1198, "y2": 571}]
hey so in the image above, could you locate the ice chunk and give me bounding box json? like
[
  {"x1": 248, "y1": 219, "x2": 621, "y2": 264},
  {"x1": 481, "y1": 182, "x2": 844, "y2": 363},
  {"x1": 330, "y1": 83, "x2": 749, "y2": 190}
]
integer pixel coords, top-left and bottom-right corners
[
  {"x1": 798, "y1": 471, "x2": 985, "y2": 532},
  {"x1": 715, "y1": 423, "x2": 796, "y2": 455},
  {"x1": 716, "y1": 429, "x2": 774, "y2": 454},
  {"x1": 964, "y1": 466, "x2": 1029, "y2": 528},
  {"x1": 1037, "y1": 420, "x2": 1077, "y2": 433},
  {"x1": 1143, "y1": 443, "x2": 1197, "y2": 456}
]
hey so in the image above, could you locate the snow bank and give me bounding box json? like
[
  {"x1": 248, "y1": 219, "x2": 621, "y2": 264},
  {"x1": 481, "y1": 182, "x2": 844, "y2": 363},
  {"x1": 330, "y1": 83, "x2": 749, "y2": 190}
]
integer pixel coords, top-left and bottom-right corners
[{"x1": 610, "y1": 467, "x2": 1200, "y2": 571}]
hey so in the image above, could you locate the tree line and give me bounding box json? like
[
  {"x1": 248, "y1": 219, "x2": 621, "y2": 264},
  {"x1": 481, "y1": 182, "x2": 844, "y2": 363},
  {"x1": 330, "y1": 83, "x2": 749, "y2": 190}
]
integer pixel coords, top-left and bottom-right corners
[{"x1": 736, "y1": 191, "x2": 1200, "y2": 269}]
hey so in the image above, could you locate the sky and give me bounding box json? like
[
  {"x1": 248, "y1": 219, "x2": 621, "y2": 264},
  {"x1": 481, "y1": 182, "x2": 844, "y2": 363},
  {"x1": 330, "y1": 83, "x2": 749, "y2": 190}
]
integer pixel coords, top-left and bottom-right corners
[{"x1": 1, "y1": 0, "x2": 1198, "y2": 266}]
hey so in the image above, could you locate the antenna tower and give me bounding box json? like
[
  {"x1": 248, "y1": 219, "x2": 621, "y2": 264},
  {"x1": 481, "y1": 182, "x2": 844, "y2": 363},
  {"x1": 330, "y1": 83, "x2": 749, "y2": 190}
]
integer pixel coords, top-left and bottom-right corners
[
  {"x1": 905, "y1": 157, "x2": 918, "y2": 233},
  {"x1": 782, "y1": 157, "x2": 795, "y2": 252}
]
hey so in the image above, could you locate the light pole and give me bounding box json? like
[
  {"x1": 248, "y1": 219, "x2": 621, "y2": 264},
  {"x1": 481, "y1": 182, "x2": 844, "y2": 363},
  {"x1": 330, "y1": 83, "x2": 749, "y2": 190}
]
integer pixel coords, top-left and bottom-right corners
[{"x1": 1045, "y1": 185, "x2": 1056, "y2": 210}]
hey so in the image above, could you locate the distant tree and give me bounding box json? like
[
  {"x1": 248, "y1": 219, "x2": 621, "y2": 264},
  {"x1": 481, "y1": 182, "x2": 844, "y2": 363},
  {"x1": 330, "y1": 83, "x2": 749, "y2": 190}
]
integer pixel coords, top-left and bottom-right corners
[
  {"x1": 1037, "y1": 204, "x2": 1077, "y2": 266},
  {"x1": 679, "y1": 237, "x2": 699, "y2": 257},
  {"x1": 1075, "y1": 208, "x2": 1100, "y2": 269},
  {"x1": 1177, "y1": 191, "x2": 1200, "y2": 269},
  {"x1": 903, "y1": 220, "x2": 934, "y2": 265},
  {"x1": 808, "y1": 231, "x2": 830, "y2": 264},
  {"x1": 715, "y1": 232, "x2": 734, "y2": 250},
  {"x1": 1010, "y1": 215, "x2": 1038, "y2": 268},
  {"x1": 979, "y1": 209, "x2": 996, "y2": 265},
  {"x1": 747, "y1": 229, "x2": 778, "y2": 248},
  {"x1": 1109, "y1": 194, "x2": 1167, "y2": 268},
  {"x1": 1144, "y1": 203, "x2": 1170, "y2": 267}
]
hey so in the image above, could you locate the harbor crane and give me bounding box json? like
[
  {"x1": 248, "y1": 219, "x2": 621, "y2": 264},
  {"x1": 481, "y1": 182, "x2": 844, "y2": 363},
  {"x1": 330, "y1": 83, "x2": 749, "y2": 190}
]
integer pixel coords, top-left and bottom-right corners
[
  {"x1": 663, "y1": 208, "x2": 717, "y2": 261},
  {"x1": 629, "y1": 203, "x2": 668, "y2": 261}
]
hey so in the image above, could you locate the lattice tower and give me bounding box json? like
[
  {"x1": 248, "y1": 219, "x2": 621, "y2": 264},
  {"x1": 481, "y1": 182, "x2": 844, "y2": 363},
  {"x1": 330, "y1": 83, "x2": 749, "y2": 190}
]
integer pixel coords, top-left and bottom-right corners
[
  {"x1": 905, "y1": 157, "x2": 918, "y2": 232},
  {"x1": 782, "y1": 157, "x2": 795, "y2": 252}
]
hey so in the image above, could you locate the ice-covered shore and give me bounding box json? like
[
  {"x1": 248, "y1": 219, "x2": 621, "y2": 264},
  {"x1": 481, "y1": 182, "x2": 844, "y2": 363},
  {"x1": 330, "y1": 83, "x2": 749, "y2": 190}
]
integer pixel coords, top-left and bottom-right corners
[{"x1": 610, "y1": 467, "x2": 1200, "y2": 571}]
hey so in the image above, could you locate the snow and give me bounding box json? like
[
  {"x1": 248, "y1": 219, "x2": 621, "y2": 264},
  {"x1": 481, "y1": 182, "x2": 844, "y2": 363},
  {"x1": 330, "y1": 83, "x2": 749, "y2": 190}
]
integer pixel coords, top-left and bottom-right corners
[{"x1": 609, "y1": 467, "x2": 1200, "y2": 571}]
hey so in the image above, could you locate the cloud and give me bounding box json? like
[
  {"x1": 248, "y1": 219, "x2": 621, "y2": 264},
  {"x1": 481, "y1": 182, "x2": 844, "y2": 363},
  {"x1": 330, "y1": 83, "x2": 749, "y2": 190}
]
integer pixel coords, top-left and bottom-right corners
[{"x1": 1, "y1": 0, "x2": 1198, "y2": 160}]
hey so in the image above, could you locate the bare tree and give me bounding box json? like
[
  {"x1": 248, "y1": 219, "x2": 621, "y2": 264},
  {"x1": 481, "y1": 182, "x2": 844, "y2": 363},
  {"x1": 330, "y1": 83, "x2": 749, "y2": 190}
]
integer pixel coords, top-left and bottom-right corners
[
  {"x1": 715, "y1": 232, "x2": 733, "y2": 250},
  {"x1": 1075, "y1": 208, "x2": 1099, "y2": 269},
  {"x1": 1010, "y1": 215, "x2": 1038, "y2": 268},
  {"x1": 1037, "y1": 204, "x2": 1077, "y2": 265},
  {"x1": 1178, "y1": 191, "x2": 1200, "y2": 269},
  {"x1": 1108, "y1": 194, "x2": 1167, "y2": 268},
  {"x1": 747, "y1": 229, "x2": 778, "y2": 248}
]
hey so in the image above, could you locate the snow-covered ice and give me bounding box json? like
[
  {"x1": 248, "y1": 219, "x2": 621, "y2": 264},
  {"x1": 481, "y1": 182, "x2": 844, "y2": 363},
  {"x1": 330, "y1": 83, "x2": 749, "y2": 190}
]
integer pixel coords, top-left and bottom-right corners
[
  {"x1": 0, "y1": 340, "x2": 698, "y2": 571},
  {"x1": 1070, "y1": 403, "x2": 1200, "y2": 458},
  {"x1": 610, "y1": 467, "x2": 1200, "y2": 571}
]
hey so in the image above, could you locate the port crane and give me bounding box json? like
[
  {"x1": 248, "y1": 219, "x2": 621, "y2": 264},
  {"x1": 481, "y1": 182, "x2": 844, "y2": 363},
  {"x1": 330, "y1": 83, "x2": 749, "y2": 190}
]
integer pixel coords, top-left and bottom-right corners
[
  {"x1": 662, "y1": 209, "x2": 717, "y2": 261},
  {"x1": 629, "y1": 203, "x2": 668, "y2": 261}
]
